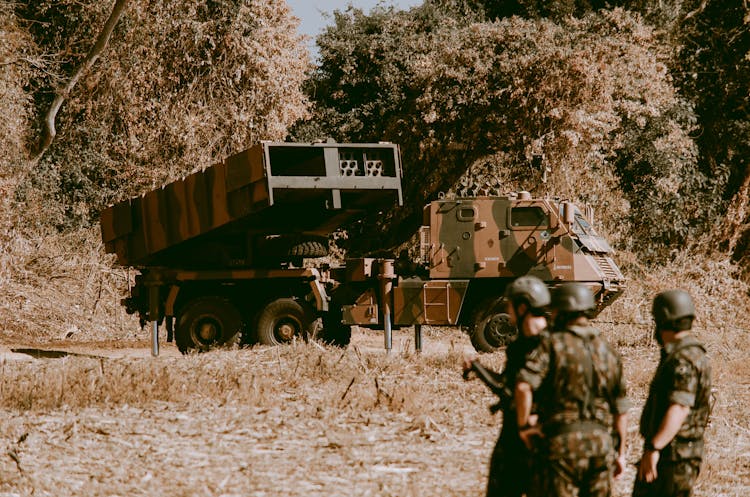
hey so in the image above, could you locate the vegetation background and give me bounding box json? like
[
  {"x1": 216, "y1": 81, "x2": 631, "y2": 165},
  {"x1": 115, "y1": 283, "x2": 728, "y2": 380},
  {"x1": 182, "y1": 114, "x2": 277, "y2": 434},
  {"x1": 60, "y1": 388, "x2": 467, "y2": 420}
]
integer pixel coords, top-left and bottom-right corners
[{"x1": 0, "y1": 0, "x2": 748, "y2": 495}]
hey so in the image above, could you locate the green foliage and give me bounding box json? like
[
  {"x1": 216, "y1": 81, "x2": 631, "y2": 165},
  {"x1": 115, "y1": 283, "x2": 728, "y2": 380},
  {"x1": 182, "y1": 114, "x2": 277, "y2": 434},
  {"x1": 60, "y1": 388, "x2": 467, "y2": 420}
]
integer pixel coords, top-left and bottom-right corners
[
  {"x1": 16, "y1": 125, "x2": 123, "y2": 231},
  {"x1": 614, "y1": 102, "x2": 728, "y2": 258},
  {"x1": 469, "y1": 0, "x2": 619, "y2": 20},
  {"x1": 671, "y1": 1, "x2": 749, "y2": 193},
  {"x1": 300, "y1": 3, "x2": 480, "y2": 142},
  {"x1": 613, "y1": 1, "x2": 749, "y2": 261},
  {"x1": 0, "y1": 3, "x2": 37, "y2": 241}
]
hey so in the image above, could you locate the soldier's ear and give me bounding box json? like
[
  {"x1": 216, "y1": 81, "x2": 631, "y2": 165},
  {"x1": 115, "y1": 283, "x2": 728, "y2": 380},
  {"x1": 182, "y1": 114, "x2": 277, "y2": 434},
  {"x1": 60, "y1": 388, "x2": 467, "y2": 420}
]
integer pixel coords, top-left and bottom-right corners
[{"x1": 517, "y1": 302, "x2": 528, "y2": 317}]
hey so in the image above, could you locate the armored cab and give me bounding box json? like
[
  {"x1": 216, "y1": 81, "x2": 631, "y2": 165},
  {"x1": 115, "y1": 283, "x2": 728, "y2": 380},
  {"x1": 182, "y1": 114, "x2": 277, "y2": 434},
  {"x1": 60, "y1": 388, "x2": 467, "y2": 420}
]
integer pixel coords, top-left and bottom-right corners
[{"x1": 420, "y1": 192, "x2": 622, "y2": 299}]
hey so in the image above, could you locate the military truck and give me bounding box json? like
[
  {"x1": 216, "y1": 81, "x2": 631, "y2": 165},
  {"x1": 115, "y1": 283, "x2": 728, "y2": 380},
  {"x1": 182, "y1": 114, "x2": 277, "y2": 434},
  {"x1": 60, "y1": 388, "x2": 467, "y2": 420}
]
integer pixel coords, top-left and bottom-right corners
[{"x1": 100, "y1": 141, "x2": 624, "y2": 354}]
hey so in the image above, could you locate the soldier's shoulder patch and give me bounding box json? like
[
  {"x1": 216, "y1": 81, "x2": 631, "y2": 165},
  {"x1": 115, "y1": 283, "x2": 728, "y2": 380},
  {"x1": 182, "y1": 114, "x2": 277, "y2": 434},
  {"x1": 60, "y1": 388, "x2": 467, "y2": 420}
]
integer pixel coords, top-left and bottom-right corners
[{"x1": 674, "y1": 360, "x2": 695, "y2": 379}]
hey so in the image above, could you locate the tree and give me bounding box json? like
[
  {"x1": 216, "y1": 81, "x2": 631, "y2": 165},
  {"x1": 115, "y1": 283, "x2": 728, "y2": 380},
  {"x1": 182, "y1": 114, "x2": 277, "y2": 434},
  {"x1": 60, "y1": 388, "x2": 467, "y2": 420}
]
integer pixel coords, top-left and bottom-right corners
[
  {"x1": 0, "y1": 2, "x2": 36, "y2": 235},
  {"x1": 32, "y1": 0, "x2": 129, "y2": 162},
  {"x1": 468, "y1": 0, "x2": 618, "y2": 20},
  {"x1": 298, "y1": 5, "x2": 705, "y2": 258},
  {"x1": 14, "y1": 0, "x2": 311, "y2": 230},
  {"x1": 671, "y1": 1, "x2": 749, "y2": 263},
  {"x1": 0, "y1": 2, "x2": 33, "y2": 168}
]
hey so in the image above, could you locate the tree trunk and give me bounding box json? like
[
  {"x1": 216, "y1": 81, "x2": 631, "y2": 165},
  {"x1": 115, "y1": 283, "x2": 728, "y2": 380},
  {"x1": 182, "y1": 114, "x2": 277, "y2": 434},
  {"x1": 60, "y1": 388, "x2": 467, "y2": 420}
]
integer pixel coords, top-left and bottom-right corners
[{"x1": 31, "y1": 0, "x2": 129, "y2": 162}]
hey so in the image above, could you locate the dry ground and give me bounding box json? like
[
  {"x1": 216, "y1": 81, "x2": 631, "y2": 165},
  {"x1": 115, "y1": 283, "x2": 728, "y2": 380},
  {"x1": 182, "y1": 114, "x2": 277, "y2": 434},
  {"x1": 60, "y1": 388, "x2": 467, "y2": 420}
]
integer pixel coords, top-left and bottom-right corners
[{"x1": 0, "y1": 324, "x2": 748, "y2": 497}]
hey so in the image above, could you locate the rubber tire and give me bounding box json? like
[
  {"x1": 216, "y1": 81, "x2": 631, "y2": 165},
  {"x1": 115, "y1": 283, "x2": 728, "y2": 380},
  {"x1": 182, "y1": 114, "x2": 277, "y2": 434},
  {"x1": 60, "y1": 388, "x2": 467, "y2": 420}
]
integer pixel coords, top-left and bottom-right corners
[
  {"x1": 469, "y1": 299, "x2": 515, "y2": 353},
  {"x1": 255, "y1": 298, "x2": 313, "y2": 346},
  {"x1": 288, "y1": 241, "x2": 328, "y2": 258},
  {"x1": 175, "y1": 297, "x2": 242, "y2": 354},
  {"x1": 319, "y1": 307, "x2": 352, "y2": 347},
  {"x1": 255, "y1": 236, "x2": 328, "y2": 267}
]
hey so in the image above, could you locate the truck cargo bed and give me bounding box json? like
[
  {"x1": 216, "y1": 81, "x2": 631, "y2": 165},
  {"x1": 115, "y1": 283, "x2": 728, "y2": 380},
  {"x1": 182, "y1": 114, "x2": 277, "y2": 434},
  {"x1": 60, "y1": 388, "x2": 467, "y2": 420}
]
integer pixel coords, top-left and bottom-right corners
[{"x1": 101, "y1": 142, "x2": 403, "y2": 267}]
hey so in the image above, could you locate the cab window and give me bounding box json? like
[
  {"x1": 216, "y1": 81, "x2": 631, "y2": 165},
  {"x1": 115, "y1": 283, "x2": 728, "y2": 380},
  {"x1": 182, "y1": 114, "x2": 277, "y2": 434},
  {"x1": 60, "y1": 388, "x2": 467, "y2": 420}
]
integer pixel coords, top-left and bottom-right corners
[
  {"x1": 573, "y1": 214, "x2": 597, "y2": 236},
  {"x1": 510, "y1": 206, "x2": 549, "y2": 228}
]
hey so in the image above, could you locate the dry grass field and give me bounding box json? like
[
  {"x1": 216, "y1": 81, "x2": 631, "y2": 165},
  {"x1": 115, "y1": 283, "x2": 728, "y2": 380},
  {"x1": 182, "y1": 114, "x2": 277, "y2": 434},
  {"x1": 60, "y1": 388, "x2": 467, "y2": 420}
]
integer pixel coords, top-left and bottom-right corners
[
  {"x1": 0, "y1": 315, "x2": 748, "y2": 497},
  {"x1": 0, "y1": 237, "x2": 748, "y2": 496}
]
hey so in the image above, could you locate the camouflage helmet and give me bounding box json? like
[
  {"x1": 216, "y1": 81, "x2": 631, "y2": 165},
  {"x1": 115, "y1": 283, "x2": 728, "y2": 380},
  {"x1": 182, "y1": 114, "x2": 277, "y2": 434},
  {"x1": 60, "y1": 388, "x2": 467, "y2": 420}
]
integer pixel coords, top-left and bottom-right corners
[
  {"x1": 652, "y1": 290, "x2": 695, "y2": 327},
  {"x1": 551, "y1": 283, "x2": 595, "y2": 312},
  {"x1": 504, "y1": 276, "x2": 550, "y2": 310}
]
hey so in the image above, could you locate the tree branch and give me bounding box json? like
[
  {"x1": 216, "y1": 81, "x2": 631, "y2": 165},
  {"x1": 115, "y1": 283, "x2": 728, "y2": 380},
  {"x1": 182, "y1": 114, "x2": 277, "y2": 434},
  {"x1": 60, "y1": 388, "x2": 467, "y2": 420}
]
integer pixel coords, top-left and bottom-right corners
[
  {"x1": 31, "y1": 0, "x2": 129, "y2": 162},
  {"x1": 683, "y1": 0, "x2": 708, "y2": 22}
]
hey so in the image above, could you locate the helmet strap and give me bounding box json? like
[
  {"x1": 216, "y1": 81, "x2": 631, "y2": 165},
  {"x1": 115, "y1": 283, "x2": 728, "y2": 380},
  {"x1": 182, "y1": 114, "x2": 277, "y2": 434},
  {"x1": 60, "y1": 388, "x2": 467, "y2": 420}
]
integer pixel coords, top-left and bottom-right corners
[{"x1": 514, "y1": 302, "x2": 529, "y2": 333}]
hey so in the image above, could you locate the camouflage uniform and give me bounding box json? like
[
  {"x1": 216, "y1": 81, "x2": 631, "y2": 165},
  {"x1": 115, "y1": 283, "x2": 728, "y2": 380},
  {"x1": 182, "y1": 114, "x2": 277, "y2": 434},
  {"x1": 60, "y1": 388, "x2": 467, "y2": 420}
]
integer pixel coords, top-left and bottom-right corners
[
  {"x1": 633, "y1": 334, "x2": 712, "y2": 497},
  {"x1": 486, "y1": 333, "x2": 544, "y2": 497},
  {"x1": 517, "y1": 325, "x2": 629, "y2": 497}
]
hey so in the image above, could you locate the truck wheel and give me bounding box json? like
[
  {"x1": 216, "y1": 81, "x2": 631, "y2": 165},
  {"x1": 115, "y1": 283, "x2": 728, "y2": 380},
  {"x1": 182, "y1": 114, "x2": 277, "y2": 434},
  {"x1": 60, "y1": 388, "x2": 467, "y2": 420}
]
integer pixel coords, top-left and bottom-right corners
[
  {"x1": 255, "y1": 298, "x2": 313, "y2": 346},
  {"x1": 469, "y1": 303, "x2": 515, "y2": 353},
  {"x1": 175, "y1": 297, "x2": 242, "y2": 354},
  {"x1": 319, "y1": 308, "x2": 352, "y2": 347}
]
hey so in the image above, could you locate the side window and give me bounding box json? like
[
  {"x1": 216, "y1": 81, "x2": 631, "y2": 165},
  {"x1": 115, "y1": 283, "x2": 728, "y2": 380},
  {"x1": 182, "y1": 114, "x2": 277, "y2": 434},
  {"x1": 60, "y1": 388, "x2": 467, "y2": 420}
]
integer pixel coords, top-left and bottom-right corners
[{"x1": 510, "y1": 206, "x2": 549, "y2": 228}]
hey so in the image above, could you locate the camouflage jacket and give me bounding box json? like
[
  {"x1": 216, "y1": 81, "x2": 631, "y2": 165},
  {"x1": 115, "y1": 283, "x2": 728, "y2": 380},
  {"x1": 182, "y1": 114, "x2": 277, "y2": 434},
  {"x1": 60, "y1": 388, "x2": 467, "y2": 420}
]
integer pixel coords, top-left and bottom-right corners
[
  {"x1": 639, "y1": 334, "x2": 712, "y2": 451},
  {"x1": 499, "y1": 333, "x2": 545, "y2": 420},
  {"x1": 517, "y1": 325, "x2": 630, "y2": 431}
]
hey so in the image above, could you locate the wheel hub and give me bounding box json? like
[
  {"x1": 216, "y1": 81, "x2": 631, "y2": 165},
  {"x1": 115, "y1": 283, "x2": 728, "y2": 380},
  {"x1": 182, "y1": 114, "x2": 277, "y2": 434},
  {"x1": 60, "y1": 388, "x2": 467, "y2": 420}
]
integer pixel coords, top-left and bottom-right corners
[
  {"x1": 198, "y1": 322, "x2": 218, "y2": 342},
  {"x1": 485, "y1": 314, "x2": 514, "y2": 347},
  {"x1": 276, "y1": 322, "x2": 296, "y2": 341}
]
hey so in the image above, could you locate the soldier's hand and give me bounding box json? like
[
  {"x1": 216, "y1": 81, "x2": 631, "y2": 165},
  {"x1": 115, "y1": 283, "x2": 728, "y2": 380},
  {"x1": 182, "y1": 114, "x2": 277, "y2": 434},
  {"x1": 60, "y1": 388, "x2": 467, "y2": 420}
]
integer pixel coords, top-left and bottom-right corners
[
  {"x1": 462, "y1": 357, "x2": 477, "y2": 380},
  {"x1": 637, "y1": 450, "x2": 660, "y2": 483},
  {"x1": 518, "y1": 424, "x2": 543, "y2": 450},
  {"x1": 614, "y1": 454, "x2": 627, "y2": 479}
]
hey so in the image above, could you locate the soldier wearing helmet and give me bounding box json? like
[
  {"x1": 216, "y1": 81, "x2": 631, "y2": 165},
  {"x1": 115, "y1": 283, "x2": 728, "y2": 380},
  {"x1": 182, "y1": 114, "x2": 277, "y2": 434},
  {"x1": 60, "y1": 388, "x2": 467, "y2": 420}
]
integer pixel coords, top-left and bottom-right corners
[
  {"x1": 515, "y1": 282, "x2": 629, "y2": 497},
  {"x1": 633, "y1": 290, "x2": 712, "y2": 497},
  {"x1": 463, "y1": 275, "x2": 550, "y2": 497}
]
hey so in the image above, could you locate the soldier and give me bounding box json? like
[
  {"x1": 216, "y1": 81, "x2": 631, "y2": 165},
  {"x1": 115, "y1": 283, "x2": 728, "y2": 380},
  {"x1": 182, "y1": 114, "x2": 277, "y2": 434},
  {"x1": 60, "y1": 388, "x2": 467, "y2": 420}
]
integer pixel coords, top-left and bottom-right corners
[
  {"x1": 463, "y1": 275, "x2": 550, "y2": 497},
  {"x1": 633, "y1": 290, "x2": 712, "y2": 497},
  {"x1": 514, "y1": 282, "x2": 629, "y2": 497}
]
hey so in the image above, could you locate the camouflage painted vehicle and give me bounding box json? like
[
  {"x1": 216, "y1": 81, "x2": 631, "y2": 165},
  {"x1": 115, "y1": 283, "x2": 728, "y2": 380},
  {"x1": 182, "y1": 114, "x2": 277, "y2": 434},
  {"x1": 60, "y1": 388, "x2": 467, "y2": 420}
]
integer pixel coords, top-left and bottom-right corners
[
  {"x1": 337, "y1": 191, "x2": 625, "y2": 353},
  {"x1": 101, "y1": 140, "x2": 403, "y2": 353},
  {"x1": 101, "y1": 141, "x2": 402, "y2": 269},
  {"x1": 101, "y1": 142, "x2": 624, "y2": 354}
]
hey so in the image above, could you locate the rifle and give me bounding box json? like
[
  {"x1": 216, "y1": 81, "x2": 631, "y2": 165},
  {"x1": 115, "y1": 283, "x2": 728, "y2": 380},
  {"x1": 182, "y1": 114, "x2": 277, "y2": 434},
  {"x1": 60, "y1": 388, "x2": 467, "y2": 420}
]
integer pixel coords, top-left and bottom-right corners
[{"x1": 464, "y1": 359, "x2": 512, "y2": 414}]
